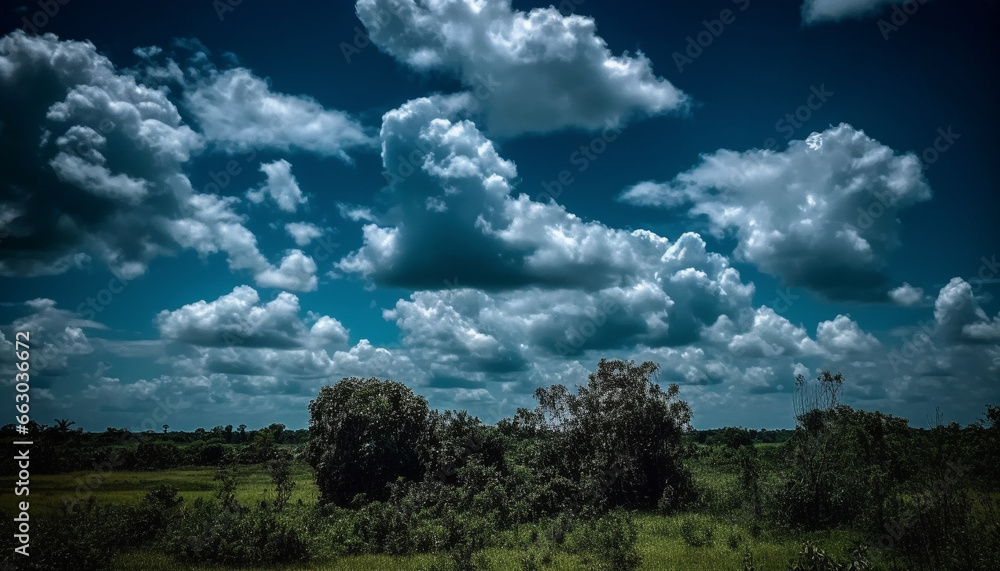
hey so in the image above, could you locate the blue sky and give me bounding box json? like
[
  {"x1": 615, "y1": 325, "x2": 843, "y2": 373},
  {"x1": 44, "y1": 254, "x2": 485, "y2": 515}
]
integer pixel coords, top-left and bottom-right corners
[{"x1": 1, "y1": 0, "x2": 997, "y2": 431}]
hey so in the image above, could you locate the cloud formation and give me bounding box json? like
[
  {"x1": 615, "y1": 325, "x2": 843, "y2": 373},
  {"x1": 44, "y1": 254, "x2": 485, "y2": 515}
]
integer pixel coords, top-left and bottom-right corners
[
  {"x1": 185, "y1": 67, "x2": 374, "y2": 158},
  {"x1": 246, "y1": 159, "x2": 307, "y2": 213},
  {"x1": 620, "y1": 124, "x2": 933, "y2": 301},
  {"x1": 355, "y1": 0, "x2": 688, "y2": 135},
  {"x1": 0, "y1": 32, "x2": 319, "y2": 290},
  {"x1": 801, "y1": 0, "x2": 902, "y2": 24},
  {"x1": 157, "y1": 285, "x2": 348, "y2": 349}
]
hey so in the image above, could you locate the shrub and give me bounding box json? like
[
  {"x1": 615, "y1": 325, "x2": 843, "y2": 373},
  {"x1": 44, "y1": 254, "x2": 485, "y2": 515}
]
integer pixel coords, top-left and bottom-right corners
[
  {"x1": 307, "y1": 378, "x2": 429, "y2": 507},
  {"x1": 164, "y1": 499, "x2": 309, "y2": 566},
  {"x1": 567, "y1": 509, "x2": 641, "y2": 571},
  {"x1": 678, "y1": 515, "x2": 714, "y2": 548}
]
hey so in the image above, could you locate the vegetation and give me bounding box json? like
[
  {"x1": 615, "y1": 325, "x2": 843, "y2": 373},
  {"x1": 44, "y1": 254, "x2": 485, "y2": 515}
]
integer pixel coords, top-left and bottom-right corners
[{"x1": 2, "y1": 360, "x2": 998, "y2": 570}]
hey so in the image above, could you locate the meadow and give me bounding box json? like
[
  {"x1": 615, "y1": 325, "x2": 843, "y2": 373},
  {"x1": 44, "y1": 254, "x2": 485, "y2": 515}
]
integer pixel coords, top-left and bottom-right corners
[
  {"x1": 5, "y1": 452, "x2": 867, "y2": 571},
  {"x1": 2, "y1": 363, "x2": 997, "y2": 570}
]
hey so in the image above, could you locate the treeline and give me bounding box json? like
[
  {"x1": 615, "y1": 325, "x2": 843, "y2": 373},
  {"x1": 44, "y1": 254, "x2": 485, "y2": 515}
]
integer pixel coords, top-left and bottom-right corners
[
  {"x1": 0, "y1": 421, "x2": 306, "y2": 474},
  {"x1": 2, "y1": 362, "x2": 999, "y2": 571}
]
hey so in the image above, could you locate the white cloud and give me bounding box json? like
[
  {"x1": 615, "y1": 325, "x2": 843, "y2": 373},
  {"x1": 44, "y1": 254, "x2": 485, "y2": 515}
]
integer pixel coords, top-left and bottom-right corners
[
  {"x1": 0, "y1": 298, "x2": 103, "y2": 377},
  {"x1": 337, "y1": 203, "x2": 377, "y2": 223},
  {"x1": 727, "y1": 306, "x2": 822, "y2": 358},
  {"x1": 156, "y1": 285, "x2": 348, "y2": 349},
  {"x1": 185, "y1": 67, "x2": 374, "y2": 159},
  {"x1": 0, "y1": 31, "x2": 202, "y2": 278},
  {"x1": 933, "y1": 278, "x2": 1000, "y2": 344},
  {"x1": 169, "y1": 194, "x2": 319, "y2": 291},
  {"x1": 246, "y1": 159, "x2": 306, "y2": 212},
  {"x1": 355, "y1": 0, "x2": 688, "y2": 136},
  {"x1": 801, "y1": 0, "x2": 908, "y2": 24},
  {"x1": 889, "y1": 283, "x2": 926, "y2": 307},
  {"x1": 620, "y1": 123, "x2": 932, "y2": 301},
  {"x1": 0, "y1": 32, "x2": 315, "y2": 289},
  {"x1": 256, "y1": 250, "x2": 319, "y2": 291},
  {"x1": 816, "y1": 314, "x2": 881, "y2": 356},
  {"x1": 341, "y1": 95, "x2": 732, "y2": 294},
  {"x1": 285, "y1": 222, "x2": 322, "y2": 246}
]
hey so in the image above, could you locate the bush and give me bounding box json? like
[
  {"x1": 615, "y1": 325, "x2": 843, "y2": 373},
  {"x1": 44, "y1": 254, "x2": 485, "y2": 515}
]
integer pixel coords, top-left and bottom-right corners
[
  {"x1": 164, "y1": 499, "x2": 309, "y2": 566},
  {"x1": 307, "y1": 378, "x2": 429, "y2": 507},
  {"x1": 10, "y1": 498, "x2": 118, "y2": 571},
  {"x1": 567, "y1": 509, "x2": 641, "y2": 571},
  {"x1": 678, "y1": 514, "x2": 714, "y2": 548}
]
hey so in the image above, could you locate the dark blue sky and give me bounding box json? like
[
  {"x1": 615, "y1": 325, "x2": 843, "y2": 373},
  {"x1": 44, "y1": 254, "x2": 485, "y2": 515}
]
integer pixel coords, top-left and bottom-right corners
[{"x1": 1, "y1": 0, "x2": 997, "y2": 431}]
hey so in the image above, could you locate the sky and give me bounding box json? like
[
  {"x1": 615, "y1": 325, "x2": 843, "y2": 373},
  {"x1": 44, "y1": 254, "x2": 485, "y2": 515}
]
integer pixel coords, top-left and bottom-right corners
[{"x1": 0, "y1": 0, "x2": 997, "y2": 432}]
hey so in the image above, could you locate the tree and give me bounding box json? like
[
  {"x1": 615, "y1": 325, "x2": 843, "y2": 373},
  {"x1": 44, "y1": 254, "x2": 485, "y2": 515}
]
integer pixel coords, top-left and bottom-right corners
[
  {"x1": 162, "y1": 424, "x2": 169, "y2": 434},
  {"x1": 54, "y1": 418, "x2": 76, "y2": 432},
  {"x1": 268, "y1": 448, "x2": 295, "y2": 512},
  {"x1": 529, "y1": 359, "x2": 694, "y2": 512},
  {"x1": 782, "y1": 371, "x2": 909, "y2": 530},
  {"x1": 307, "y1": 377, "x2": 430, "y2": 506}
]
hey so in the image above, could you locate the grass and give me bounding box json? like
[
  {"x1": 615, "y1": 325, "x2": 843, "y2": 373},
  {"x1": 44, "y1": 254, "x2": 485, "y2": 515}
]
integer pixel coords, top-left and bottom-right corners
[
  {"x1": 1, "y1": 463, "x2": 319, "y2": 516},
  {"x1": 2, "y1": 458, "x2": 869, "y2": 570}
]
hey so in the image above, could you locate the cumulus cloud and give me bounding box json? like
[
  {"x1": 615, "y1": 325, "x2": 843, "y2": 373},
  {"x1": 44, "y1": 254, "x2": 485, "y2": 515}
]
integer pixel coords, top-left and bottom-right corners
[
  {"x1": 285, "y1": 222, "x2": 322, "y2": 246},
  {"x1": 816, "y1": 314, "x2": 881, "y2": 356},
  {"x1": 0, "y1": 32, "x2": 318, "y2": 290},
  {"x1": 0, "y1": 31, "x2": 200, "y2": 278},
  {"x1": 184, "y1": 67, "x2": 374, "y2": 158},
  {"x1": 801, "y1": 0, "x2": 907, "y2": 24},
  {"x1": 889, "y1": 283, "x2": 927, "y2": 307},
  {"x1": 340, "y1": 95, "x2": 730, "y2": 294},
  {"x1": 168, "y1": 193, "x2": 319, "y2": 291},
  {"x1": 726, "y1": 307, "x2": 822, "y2": 359},
  {"x1": 0, "y1": 298, "x2": 102, "y2": 378},
  {"x1": 933, "y1": 278, "x2": 1000, "y2": 344},
  {"x1": 355, "y1": 0, "x2": 688, "y2": 136},
  {"x1": 156, "y1": 285, "x2": 348, "y2": 349},
  {"x1": 620, "y1": 124, "x2": 932, "y2": 301},
  {"x1": 246, "y1": 159, "x2": 306, "y2": 212}
]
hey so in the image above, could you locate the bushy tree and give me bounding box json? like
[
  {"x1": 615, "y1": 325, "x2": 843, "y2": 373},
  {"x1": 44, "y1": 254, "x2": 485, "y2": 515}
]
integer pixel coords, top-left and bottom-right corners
[
  {"x1": 527, "y1": 359, "x2": 694, "y2": 512},
  {"x1": 307, "y1": 377, "x2": 430, "y2": 506}
]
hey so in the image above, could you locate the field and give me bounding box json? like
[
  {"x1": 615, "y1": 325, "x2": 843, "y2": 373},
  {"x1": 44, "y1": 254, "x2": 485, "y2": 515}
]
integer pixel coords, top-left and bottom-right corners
[
  {"x1": 3, "y1": 453, "x2": 868, "y2": 571},
  {"x1": 3, "y1": 372, "x2": 997, "y2": 571}
]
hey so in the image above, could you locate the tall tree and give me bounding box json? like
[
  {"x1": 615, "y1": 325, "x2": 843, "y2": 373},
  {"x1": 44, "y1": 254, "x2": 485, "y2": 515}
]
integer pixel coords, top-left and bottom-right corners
[{"x1": 306, "y1": 377, "x2": 429, "y2": 506}]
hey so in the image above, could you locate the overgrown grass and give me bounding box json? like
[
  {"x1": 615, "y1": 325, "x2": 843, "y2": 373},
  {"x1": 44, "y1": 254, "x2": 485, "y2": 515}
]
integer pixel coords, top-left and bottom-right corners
[{"x1": 4, "y1": 459, "x2": 878, "y2": 571}]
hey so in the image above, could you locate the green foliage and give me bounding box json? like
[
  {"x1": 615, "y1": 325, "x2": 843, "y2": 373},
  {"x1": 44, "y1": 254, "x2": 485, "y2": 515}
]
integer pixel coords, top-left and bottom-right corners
[
  {"x1": 268, "y1": 448, "x2": 295, "y2": 511},
  {"x1": 777, "y1": 373, "x2": 910, "y2": 531},
  {"x1": 678, "y1": 514, "x2": 715, "y2": 547},
  {"x1": 164, "y1": 498, "x2": 309, "y2": 566},
  {"x1": 566, "y1": 509, "x2": 641, "y2": 571},
  {"x1": 785, "y1": 542, "x2": 871, "y2": 571},
  {"x1": 307, "y1": 377, "x2": 430, "y2": 506},
  {"x1": 527, "y1": 359, "x2": 695, "y2": 513}
]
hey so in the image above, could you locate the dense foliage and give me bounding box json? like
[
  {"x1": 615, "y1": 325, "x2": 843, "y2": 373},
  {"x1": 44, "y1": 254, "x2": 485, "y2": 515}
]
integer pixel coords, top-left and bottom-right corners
[{"x1": 2, "y1": 365, "x2": 998, "y2": 570}]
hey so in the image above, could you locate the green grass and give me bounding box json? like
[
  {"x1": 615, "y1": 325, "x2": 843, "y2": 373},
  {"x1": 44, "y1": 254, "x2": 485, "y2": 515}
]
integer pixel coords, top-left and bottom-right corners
[
  {"x1": 2, "y1": 463, "x2": 319, "y2": 516},
  {"x1": 3, "y1": 461, "x2": 869, "y2": 570}
]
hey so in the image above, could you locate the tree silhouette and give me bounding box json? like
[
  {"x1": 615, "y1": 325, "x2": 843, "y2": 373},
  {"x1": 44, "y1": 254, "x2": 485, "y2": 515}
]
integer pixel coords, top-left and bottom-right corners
[{"x1": 54, "y1": 418, "x2": 76, "y2": 432}]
